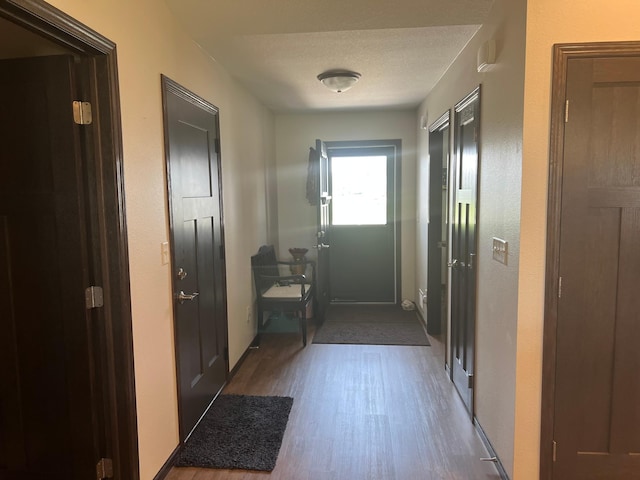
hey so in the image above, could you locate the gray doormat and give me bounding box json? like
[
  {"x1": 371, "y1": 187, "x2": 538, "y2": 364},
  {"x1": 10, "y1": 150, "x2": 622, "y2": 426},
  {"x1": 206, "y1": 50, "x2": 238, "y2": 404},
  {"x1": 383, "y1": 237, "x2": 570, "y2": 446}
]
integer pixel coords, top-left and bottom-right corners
[
  {"x1": 175, "y1": 394, "x2": 293, "y2": 472},
  {"x1": 313, "y1": 305, "x2": 430, "y2": 346}
]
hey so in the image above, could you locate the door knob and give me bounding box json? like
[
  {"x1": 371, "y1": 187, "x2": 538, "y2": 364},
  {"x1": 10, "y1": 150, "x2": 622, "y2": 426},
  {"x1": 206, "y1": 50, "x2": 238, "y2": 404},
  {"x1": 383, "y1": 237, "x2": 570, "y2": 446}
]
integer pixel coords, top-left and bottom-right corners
[
  {"x1": 313, "y1": 243, "x2": 329, "y2": 250},
  {"x1": 447, "y1": 259, "x2": 459, "y2": 268},
  {"x1": 176, "y1": 291, "x2": 199, "y2": 304}
]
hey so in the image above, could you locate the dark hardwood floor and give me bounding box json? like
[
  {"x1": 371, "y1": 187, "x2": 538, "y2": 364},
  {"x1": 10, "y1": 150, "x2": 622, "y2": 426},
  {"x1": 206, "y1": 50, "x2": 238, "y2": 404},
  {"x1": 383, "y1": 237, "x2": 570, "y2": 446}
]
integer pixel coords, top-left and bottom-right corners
[{"x1": 166, "y1": 324, "x2": 501, "y2": 480}]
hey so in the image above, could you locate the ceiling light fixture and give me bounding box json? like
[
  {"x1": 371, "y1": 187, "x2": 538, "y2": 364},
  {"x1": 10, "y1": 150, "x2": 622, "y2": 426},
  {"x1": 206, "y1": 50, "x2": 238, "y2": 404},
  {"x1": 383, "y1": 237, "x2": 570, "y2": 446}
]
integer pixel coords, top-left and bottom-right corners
[{"x1": 317, "y1": 70, "x2": 361, "y2": 93}]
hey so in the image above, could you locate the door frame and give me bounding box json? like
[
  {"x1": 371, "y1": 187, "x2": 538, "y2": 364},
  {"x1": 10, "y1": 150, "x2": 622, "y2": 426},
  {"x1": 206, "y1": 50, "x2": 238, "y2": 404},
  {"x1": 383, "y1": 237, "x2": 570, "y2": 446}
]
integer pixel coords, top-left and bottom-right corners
[
  {"x1": 0, "y1": 1, "x2": 138, "y2": 478},
  {"x1": 325, "y1": 139, "x2": 402, "y2": 304},
  {"x1": 427, "y1": 112, "x2": 450, "y2": 336},
  {"x1": 540, "y1": 40, "x2": 640, "y2": 480}
]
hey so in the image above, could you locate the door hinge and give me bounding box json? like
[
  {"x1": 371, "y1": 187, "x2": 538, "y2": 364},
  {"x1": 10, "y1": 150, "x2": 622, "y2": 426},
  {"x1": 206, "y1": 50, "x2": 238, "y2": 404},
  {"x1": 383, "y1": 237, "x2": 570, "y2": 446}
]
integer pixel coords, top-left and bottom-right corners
[
  {"x1": 467, "y1": 372, "x2": 474, "y2": 389},
  {"x1": 558, "y1": 276, "x2": 563, "y2": 299},
  {"x1": 215, "y1": 138, "x2": 221, "y2": 153},
  {"x1": 224, "y1": 347, "x2": 229, "y2": 363},
  {"x1": 96, "y1": 458, "x2": 113, "y2": 479},
  {"x1": 564, "y1": 100, "x2": 569, "y2": 123},
  {"x1": 219, "y1": 244, "x2": 225, "y2": 260},
  {"x1": 85, "y1": 286, "x2": 104, "y2": 309},
  {"x1": 552, "y1": 440, "x2": 557, "y2": 462},
  {"x1": 474, "y1": 127, "x2": 478, "y2": 143},
  {"x1": 73, "y1": 100, "x2": 93, "y2": 125}
]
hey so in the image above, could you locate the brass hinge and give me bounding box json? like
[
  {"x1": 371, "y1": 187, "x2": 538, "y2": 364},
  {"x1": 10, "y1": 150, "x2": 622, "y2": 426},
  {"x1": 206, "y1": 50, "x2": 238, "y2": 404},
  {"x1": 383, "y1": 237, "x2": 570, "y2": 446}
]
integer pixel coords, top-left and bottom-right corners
[
  {"x1": 73, "y1": 101, "x2": 93, "y2": 125},
  {"x1": 85, "y1": 286, "x2": 104, "y2": 309},
  {"x1": 467, "y1": 372, "x2": 474, "y2": 389},
  {"x1": 96, "y1": 458, "x2": 113, "y2": 479},
  {"x1": 564, "y1": 100, "x2": 569, "y2": 123},
  {"x1": 552, "y1": 440, "x2": 557, "y2": 462}
]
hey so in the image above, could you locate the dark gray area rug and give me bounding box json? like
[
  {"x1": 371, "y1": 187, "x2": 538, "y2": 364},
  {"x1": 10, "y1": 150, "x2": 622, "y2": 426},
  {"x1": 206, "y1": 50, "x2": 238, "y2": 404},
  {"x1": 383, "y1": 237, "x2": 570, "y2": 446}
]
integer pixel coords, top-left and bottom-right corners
[
  {"x1": 313, "y1": 304, "x2": 430, "y2": 346},
  {"x1": 175, "y1": 394, "x2": 293, "y2": 471}
]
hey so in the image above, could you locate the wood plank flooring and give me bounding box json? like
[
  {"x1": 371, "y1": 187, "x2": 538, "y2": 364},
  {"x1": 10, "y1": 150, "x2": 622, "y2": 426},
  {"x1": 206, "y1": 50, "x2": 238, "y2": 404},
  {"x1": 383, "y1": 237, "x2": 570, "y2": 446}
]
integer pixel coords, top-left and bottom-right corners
[{"x1": 166, "y1": 325, "x2": 501, "y2": 480}]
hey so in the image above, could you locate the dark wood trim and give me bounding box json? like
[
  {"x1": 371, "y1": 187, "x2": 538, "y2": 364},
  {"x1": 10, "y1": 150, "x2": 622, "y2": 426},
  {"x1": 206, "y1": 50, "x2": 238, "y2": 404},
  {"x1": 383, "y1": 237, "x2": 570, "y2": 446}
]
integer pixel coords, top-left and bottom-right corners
[
  {"x1": 0, "y1": 0, "x2": 116, "y2": 54},
  {"x1": 426, "y1": 111, "x2": 451, "y2": 336},
  {"x1": 153, "y1": 444, "x2": 182, "y2": 480},
  {"x1": 0, "y1": 1, "x2": 138, "y2": 478},
  {"x1": 429, "y1": 110, "x2": 453, "y2": 374},
  {"x1": 162, "y1": 74, "x2": 220, "y2": 115},
  {"x1": 454, "y1": 86, "x2": 480, "y2": 114},
  {"x1": 540, "y1": 41, "x2": 640, "y2": 480},
  {"x1": 229, "y1": 335, "x2": 260, "y2": 380},
  {"x1": 429, "y1": 110, "x2": 450, "y2": 133},
  {"x1": 414, "y1": 305, "x2": 427, "y2": 328},
  {"x1": 325, "y1": 139, "x2": 403, "y2": 305},
  {"x1": 474, "y1": 418, "x2": 510, "y2": 480}
]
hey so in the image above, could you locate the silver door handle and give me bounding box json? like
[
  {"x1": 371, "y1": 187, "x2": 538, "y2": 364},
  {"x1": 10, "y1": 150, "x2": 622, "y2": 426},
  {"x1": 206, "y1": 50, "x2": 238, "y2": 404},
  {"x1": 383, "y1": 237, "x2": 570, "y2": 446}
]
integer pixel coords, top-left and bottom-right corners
[
  {"x1": 313, "y1": 243, "x2": 329, "y2": 250},
  {"x1": 177, "y1": 291, "x2": 199, "y2": 304},
  {"x1": 447, "y1": 259, "x2": 458, "y2": 268}
]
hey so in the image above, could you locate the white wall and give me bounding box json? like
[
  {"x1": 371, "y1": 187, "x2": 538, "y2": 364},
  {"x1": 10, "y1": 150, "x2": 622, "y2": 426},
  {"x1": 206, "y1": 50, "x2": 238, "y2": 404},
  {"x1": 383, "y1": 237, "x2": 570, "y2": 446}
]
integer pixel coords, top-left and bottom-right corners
[
  {"x1": 515, "y1": 0, "x2": 640, "y2": 478},
  {"x1": 416, "y1": 0, "x2": 526, "y2": 475},
  {"x1": 43, "y1": 0, "x2": 275, "y2": 477},
  {"x1": 274, "y1": 111, "x2": 417, "y2": 302}
]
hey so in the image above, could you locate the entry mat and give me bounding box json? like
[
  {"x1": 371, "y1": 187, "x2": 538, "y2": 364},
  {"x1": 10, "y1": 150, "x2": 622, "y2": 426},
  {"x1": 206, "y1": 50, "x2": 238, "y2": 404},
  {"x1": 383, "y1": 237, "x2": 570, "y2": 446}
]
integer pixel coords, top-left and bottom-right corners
[
  {"x1": 175, "y1": 394, "x2": 293, "y2": 472},
  {"x1": 313, "y1": 304, "x2": 430, "y2": 346}
]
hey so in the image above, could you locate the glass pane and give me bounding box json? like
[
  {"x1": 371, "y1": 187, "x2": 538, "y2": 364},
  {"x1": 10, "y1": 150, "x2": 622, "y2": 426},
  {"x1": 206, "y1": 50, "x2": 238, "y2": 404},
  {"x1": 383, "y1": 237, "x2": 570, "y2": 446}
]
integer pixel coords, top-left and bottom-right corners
[{"x1": 331, "y1": 155, "x2": 387, "y2": 225}]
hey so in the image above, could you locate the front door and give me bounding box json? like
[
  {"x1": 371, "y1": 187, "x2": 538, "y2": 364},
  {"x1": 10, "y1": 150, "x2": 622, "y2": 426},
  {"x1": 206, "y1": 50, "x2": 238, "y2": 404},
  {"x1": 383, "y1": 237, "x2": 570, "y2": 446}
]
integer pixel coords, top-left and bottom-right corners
[
  {"x1": 0, "y1": 55, "x2": 102, "y2": 479},
  {"x1": 315, "y1": 139, "x2": 331, "y2": 321},
  {"x1": 326, "y1": 141, "x2": 400, "y2": 303},
  {"x1": 162, "y1": 77, "x2": 228, "y2": 440},
  {"x1": 450, "y1": 88, "x2": 480, "y2": 415},
  {"x1": 549, "y1": 54, "x2": 640, "y2": 480}
]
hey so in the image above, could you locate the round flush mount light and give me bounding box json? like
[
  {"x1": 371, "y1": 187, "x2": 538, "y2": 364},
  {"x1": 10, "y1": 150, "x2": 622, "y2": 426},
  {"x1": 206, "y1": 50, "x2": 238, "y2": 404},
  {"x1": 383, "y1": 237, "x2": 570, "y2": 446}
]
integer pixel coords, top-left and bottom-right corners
[{"x1": 317, "y1": 70, "x2": 361, "y2": 93}]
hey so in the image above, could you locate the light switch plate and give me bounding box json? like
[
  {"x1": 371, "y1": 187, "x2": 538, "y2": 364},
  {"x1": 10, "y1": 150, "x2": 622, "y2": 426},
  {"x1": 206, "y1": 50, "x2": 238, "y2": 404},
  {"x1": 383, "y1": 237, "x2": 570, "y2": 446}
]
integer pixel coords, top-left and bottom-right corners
[
  {"x1": 161, "y1": 242, "x2": 170, "y2": 265},
  {"x1": 492, "y1": 237, "x2": 508, "y2": 265}
]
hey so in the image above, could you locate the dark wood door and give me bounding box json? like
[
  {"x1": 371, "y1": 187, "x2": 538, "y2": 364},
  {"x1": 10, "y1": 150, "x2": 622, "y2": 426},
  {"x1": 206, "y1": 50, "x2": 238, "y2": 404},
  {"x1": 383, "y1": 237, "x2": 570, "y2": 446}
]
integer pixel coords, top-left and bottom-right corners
[
  {"x1": 551, "y1": 56, "x2": 640, "y2": 480},
  {"x1": 450, "y1": 88, "x2": 480, "y2": 415},
  {"x1": 427, "y1": 114, "x2": 450, "y2": 335},
  {"x1": 327, "y1": 144, "x2": 398, "y2": 303},
  {"x1": 315, "y1": 139, "x2": 330, "y2": 321},
  {"x1": 162, "y1": 77, "x2": 228, "y2": 440},
  {"x1": 0, "y1": 56, "x2": 101, "y2": 479}
]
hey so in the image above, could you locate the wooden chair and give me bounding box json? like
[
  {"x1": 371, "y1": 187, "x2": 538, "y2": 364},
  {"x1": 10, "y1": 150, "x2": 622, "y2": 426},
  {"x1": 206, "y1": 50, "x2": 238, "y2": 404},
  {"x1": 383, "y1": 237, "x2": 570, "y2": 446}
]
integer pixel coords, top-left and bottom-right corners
[{"x1": 251, "y1": 245, "x2": 315, "y2": 347}]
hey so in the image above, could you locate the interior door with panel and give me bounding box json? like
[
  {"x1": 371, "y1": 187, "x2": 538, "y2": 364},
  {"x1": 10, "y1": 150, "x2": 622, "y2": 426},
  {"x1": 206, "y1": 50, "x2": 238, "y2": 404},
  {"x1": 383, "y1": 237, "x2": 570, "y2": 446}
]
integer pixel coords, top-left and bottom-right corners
[
  {"x1": 548, "y1": 53, "x2": 640, "y2": 480},
  {"x1": 162, "y1": 76, "x2": 228, "y2": 440},
  {"x1": 0, "y1": 55, "x2": 103, "y2": 480},
  {"x1": 427, "y1": 113, "x2": 450, "y2": 336},
  {"x1": 449, "y1": 88, "x2": 480, "y2": 416}
]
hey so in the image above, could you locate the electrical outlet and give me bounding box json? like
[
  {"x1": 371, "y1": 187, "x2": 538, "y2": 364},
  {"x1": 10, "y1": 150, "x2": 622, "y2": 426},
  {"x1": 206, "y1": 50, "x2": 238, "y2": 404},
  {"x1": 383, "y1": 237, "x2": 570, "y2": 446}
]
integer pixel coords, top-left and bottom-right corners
[
  {"x1": 492, "y1": 237, "x2": 508, "y2": 265},
  {"x1": 246, "y1": 305, "x2": 252, "y2": 324},
  {"x1": 418, "y1": 289, "x2": 427, "y2": 306}
]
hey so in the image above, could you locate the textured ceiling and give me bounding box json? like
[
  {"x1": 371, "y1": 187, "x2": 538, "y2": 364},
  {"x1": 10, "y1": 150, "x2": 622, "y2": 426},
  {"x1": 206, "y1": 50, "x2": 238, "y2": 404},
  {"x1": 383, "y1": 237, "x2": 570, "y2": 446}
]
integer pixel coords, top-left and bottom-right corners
[{"x1": 164, "y1": 0, "x2": 494, "y2": 112}]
